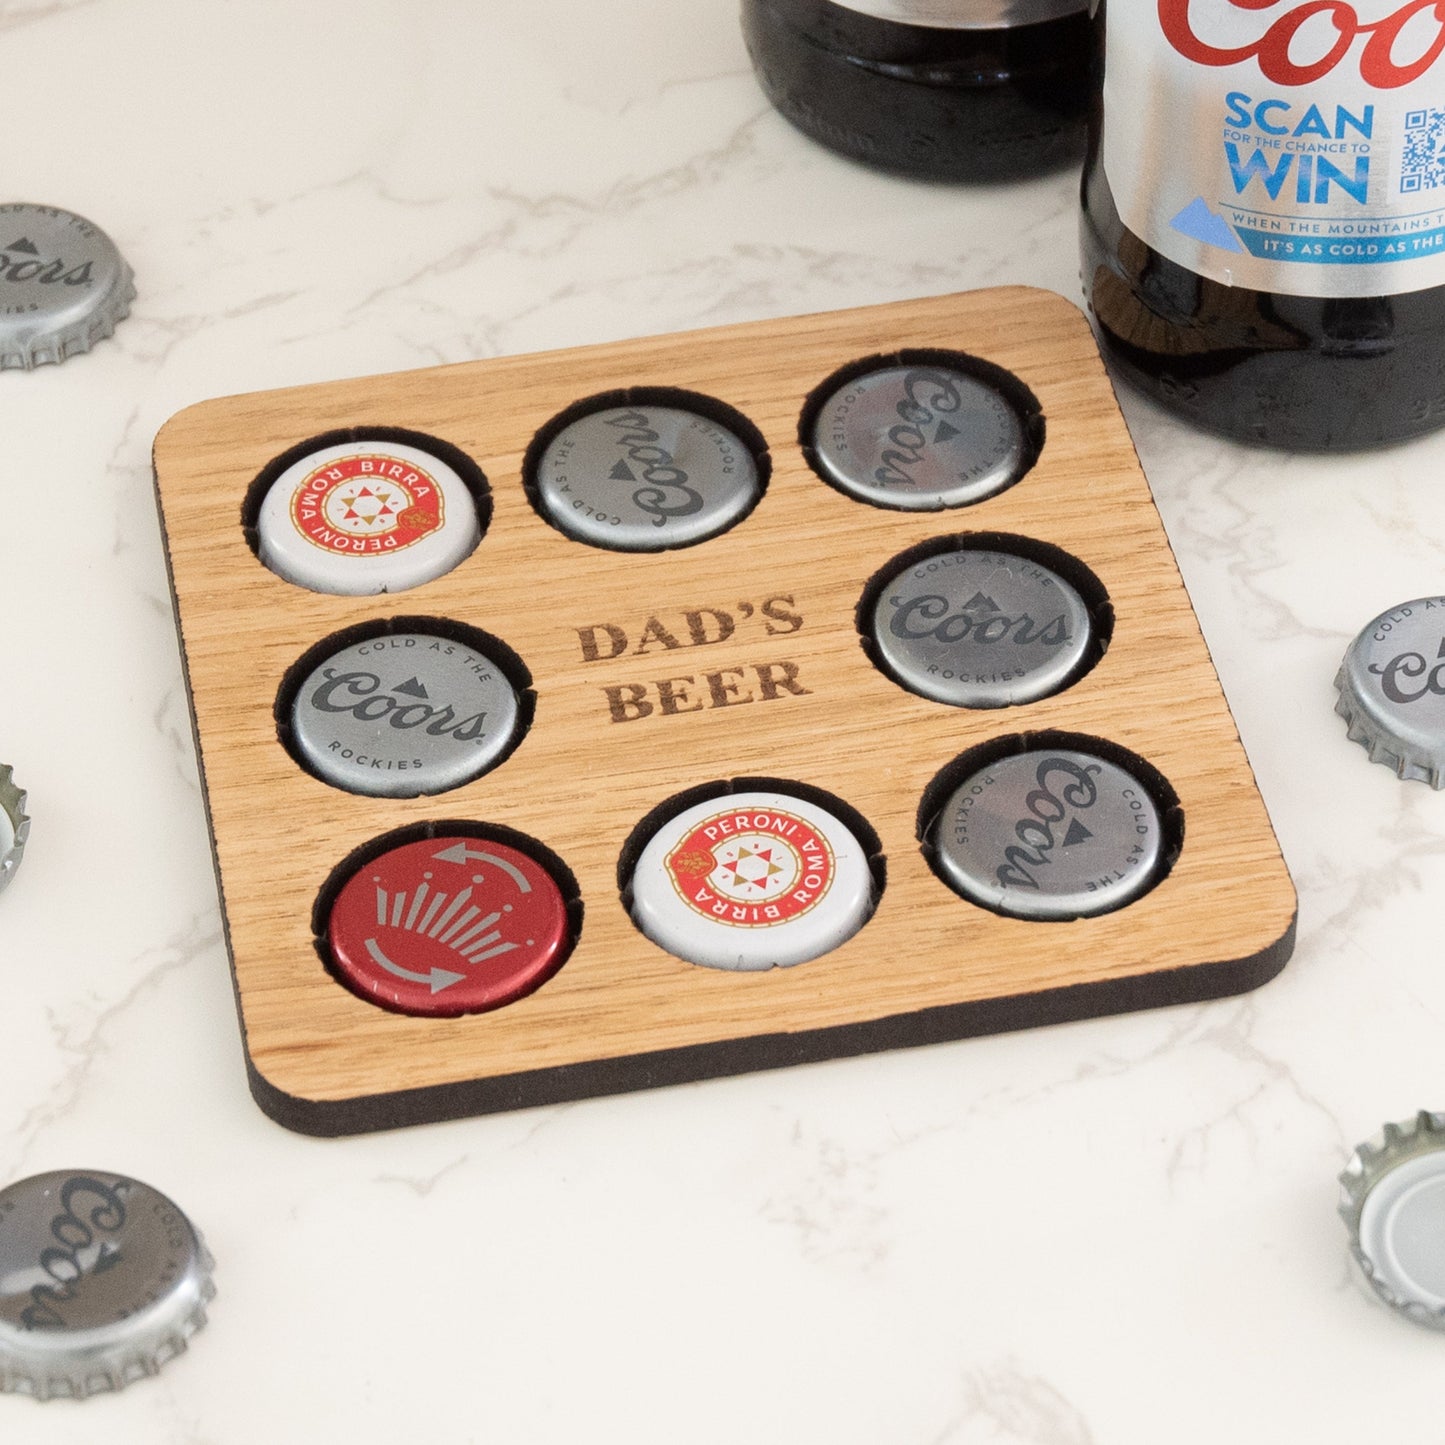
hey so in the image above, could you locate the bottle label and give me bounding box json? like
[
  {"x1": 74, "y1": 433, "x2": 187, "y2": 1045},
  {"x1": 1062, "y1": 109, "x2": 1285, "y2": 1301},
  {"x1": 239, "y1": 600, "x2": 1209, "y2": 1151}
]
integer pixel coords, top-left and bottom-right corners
[
  {"x1": 828, "y1": 0, "x2": 1085, "y2": 28},
  {"x1": 1103, "y1": 1, "x2": 1445, "y2": 298}
]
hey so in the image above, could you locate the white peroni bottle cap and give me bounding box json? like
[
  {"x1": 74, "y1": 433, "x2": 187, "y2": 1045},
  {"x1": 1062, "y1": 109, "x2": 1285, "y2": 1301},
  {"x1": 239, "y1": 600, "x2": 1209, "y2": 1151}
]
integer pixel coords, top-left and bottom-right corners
[
  {"x1": 629, "y1": 790, "x2": 876, "y2": 970},
  {"x1": 0, "y1": 1171, "x2": 215, "y2": 1399},
  {"x1": 0, "y1": 204, "x2": 135, "y2": 370},
  {"x1": 0, "y1": 764, "x2": 29, "y2": 897},
  {"x1": 1340, "y1": 1111, "x2": 1445, "y2": 1330},
  {"x1": 256, "y1": 438, "x2": 481, "y2": 595}
]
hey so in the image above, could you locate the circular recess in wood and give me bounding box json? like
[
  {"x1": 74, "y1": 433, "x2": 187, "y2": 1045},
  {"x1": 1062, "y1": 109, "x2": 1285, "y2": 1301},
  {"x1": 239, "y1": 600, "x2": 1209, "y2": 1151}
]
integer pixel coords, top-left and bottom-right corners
[
  {"x1": 275, "y1": 615, "x2": 535, "y2": 797},
  {"x1": 917, "y1": 731, "x2": 1183, "y2": 921},
  {"x1": 855, "y1": 530, "x2": 1113, "y2": 708},
  {"x1": 619, "y1": 777, "x2": 885, "y2": 970},
  {"x1": 314, "y1": 821, "x2": 582, "y2": 1017},
  {"x1": 241, "y1": 425, "x2": 492, "y2": 593},
  {"x1": 521, "y1": 387, "x2": 771, "y2": 551},
  {"x1": 798, "y1": 348, "x2": 1043, "y2": 511}
]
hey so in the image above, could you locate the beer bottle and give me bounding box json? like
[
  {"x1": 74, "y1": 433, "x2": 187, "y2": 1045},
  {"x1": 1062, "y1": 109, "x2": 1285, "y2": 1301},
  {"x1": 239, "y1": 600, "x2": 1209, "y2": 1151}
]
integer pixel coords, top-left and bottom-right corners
[
  {"x1": 743, "y1": 0, "x2": 1091, "y2": 181},
  {"x1": 1081, "y1": 0, "x2": 1445, "y2": 451}
]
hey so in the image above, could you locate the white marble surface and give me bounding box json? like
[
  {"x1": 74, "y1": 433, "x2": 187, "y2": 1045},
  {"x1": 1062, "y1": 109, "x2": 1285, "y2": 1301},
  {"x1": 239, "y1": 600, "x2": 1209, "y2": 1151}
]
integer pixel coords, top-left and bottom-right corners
[{"x1": 3, "y1": 1, "x2": 1444, "y2": 1438}]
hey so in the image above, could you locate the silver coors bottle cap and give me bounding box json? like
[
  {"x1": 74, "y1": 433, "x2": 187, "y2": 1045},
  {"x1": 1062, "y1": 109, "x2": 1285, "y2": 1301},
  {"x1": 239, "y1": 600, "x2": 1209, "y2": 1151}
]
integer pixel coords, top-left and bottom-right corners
[
  {"x1": 0, "y1": 205, "x2": 135, "y2": 370},
  {"x1": 290, "y1": 630, "x2": 522, "y2": 797},
  {"x1": 0, "y1": 1171, "x2": 215, "y2": 1399},
  {"x1": 870, "y1": 547, "x2": 1093, "y2": 707},
  {"x1": 1335, "y1": 597, "x2": 1445, "y2": 787},
  {"x1": 931, "y1": 748, "x2": 1166, "y2": 919},
  {"x1": 0, "y1": 765, "x2": 29, "y2": 897},
  {"x1": 811, "y1": 364, "x2": 1027, "y2": 510},
  {"x1": 1340, "y1": 1111, "x2": 1445, "y2": 1330},
  {"x1": 533, "y1": 403, "x2": 761, "y2": 551}
]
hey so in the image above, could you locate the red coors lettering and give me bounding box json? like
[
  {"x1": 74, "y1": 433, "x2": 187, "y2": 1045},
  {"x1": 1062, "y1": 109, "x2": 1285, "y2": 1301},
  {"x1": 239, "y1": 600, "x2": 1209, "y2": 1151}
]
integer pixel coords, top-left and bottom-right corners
[{"x1": 1158, "y1": 0, "x2": 1445, "y2": 86}]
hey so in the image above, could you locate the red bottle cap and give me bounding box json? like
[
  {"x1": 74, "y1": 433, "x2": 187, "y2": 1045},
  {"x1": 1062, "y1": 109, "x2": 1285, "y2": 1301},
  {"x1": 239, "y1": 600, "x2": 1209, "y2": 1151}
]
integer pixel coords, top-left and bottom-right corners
[{"x1": 327, "y1": 836, "x2": 570, "y2": 1016}]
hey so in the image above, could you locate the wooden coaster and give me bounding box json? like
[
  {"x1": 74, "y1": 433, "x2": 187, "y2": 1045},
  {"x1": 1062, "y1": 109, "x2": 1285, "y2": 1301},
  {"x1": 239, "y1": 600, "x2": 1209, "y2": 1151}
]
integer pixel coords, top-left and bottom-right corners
[{"x1": 151, "y1": 287, "x2": 1296, "y2": 1136}]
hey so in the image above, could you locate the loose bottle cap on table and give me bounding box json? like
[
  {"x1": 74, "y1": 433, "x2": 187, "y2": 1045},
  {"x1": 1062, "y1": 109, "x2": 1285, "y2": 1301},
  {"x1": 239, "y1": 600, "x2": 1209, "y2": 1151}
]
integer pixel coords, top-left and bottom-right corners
[
  {"x1": 1340, "y1": 1111, "x2": 1445, "y2": 1330},
  {"x1": 0, "y1": 765, "x2": 29, "y2": 897},
  {"x1": 931, "y1": 748, "x2": 1165, "y2": 920},
  {"x1": 256, "y1": 439, "x2": 481, "y2": 595},
  {"x1": 1335, "y1": 597, "x2": 1445, "y2": 787},
  {"x1": 290, "y1": 631, "x2": 521, "y2": 797},
  {"x1": 327, "y1": 835, "x2": 571, "y2": 1015},
  {"x1": 0, "y1": 204, "x2": 135, "y2": 371},
  {"x1": 0, "y1": 1171, "x2": 214, "y2": 1400},
  {"x1": 533, "y1": 403, "x2": 760, "y2": 550},
  {"x1": 870, "y1": 546, "x2": 1093, "y2": 707},
  {"x1": 630, "y1": 790, "x2": 875, "y2": 970},
  {"x1": 811, "y1": 364, "x2": 1026, "y2": 510}
]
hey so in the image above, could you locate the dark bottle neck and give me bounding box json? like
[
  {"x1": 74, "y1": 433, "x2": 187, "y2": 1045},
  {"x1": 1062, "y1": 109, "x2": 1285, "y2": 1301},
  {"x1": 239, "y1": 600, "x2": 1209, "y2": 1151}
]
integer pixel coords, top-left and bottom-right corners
[{"x1": 756, "y1": 0, "x2": 1090, "y2": 64}]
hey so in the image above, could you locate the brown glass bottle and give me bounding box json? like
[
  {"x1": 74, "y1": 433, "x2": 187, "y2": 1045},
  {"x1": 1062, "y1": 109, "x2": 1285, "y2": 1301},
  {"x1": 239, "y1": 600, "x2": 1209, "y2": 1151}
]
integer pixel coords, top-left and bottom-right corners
[
  {"x1": 742, "y1": 0, "x2": 1090, "y2": 182},
  {"x1": 1080, "y1": 0, "x2": 1445, "y2": 452}
]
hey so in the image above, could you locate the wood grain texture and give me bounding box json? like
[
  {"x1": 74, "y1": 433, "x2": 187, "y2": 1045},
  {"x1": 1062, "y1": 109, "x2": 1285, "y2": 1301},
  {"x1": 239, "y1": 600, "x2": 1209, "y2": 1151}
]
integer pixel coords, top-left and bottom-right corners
[{"x1": 151, "y1": 287, "x2": 1296, "y2": 1134}]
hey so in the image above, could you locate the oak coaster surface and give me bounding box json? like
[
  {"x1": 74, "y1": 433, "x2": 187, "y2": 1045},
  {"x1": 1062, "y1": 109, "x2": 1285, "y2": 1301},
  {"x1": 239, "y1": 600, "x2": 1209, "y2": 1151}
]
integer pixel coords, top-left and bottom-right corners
[{"x1": 151, "y1": 287, "x2": 1296, "y2": 1136}]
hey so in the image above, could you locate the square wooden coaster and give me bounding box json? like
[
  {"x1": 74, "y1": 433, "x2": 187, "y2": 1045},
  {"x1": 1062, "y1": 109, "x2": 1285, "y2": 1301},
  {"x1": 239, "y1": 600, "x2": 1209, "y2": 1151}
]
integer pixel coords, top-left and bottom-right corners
[{"x1": 152, "y1": 287, "x2": 1296, "y2": 1135}]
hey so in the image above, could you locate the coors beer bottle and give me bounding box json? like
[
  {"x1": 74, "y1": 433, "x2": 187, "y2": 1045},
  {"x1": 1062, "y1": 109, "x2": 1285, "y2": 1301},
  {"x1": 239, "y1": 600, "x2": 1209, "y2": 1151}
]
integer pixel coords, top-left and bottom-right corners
[
  {"x1": 1081, "y1": 0, "x2": 1445, "y2": 451},
  {"x1": 742, "y1": 0, "x2": 1091, "y2": 181}
]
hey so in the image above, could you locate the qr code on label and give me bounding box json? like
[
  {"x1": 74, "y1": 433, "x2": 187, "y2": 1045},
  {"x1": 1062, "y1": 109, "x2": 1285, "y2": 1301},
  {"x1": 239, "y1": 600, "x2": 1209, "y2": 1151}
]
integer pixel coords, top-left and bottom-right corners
[{"x1": 1402, "y1": 109, "x2": 1445, "y2": 194}]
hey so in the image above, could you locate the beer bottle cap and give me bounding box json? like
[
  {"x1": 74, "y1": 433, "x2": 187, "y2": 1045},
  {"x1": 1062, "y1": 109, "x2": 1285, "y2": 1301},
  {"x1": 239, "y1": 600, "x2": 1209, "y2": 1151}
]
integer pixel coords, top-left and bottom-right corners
[
  {"x1": 0, "y1": 765, "x2": 29, "y2": 897},
  {"x1": 290, "y1": 631, "x2": 522, "y2": 797},
  {"x1": 532, "y1": 403, "x2": 761, "y2": 550},
  {"x1": 326, "y1": 836, "x2": 572, "y2": 1016},
  {"x1": 931, "y1": 748, "x2": 1165, "y2": 919},
  {"x1": 0, "y1": 204, "x2": 135, "y2": 370},
  {"x1": 870, "y1": 546, "x2": 1093, "y2": 707},
  {"x1": 1340, "y1": 1111, "x2": 1445, "y2": 1330},
  {"x1": 1335, "y1": 597, "x2": 1445, "y2": 787},
  {"x1": 811, "y1": 364, "x2": 1026, "y2": 510},
  {"x1": 0, "y1": 1171, "x2": 215, "y2": 1400},
  {"x1": 629, "y1": 790, "x2": 876, "y2": 970},
  {"x1": 256, "y1": 439, "x2": 481, "y2": 595}
]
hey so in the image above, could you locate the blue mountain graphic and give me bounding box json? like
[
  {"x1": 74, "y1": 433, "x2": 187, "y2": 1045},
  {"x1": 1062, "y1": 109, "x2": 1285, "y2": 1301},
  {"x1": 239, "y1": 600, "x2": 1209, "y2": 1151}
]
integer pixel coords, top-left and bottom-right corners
[{"x1": 1169, "y1": 197, "x2": 1244, "y2": 253}]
